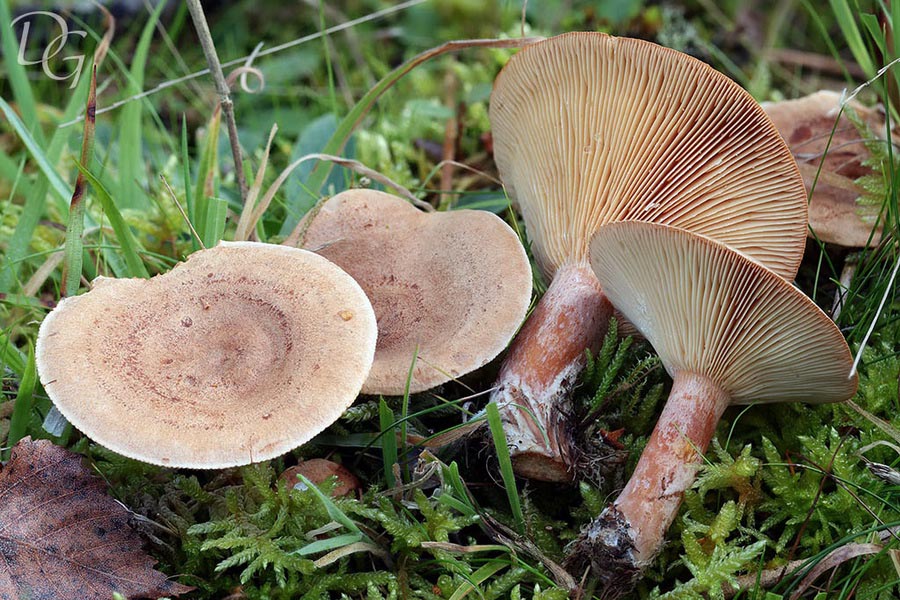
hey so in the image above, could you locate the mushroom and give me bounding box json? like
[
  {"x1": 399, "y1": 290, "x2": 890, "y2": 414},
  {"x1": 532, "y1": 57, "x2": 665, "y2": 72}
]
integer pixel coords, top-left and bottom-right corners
[
  {"x1": 35, "y1": 242, "x2": 377, "y2": 469},
  {"x1": 763, "y1": 90, "x2": 888, "y2": 248},
  {"x1": 488, "y1": 32, "x2": 809, "y2": 481},
  {"x1": 570, "y1": 221, "x2": 857, "y2": 586},
  {"x1": 280, "y1": 459, "x2": 361, "y2": 497},
  {"x1": 301, "y1": 189, "x2": 532, "y2": 395}
]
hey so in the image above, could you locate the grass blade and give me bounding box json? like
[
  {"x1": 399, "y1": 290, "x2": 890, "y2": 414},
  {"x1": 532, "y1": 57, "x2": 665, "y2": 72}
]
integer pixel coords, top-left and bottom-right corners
[
  {"x1": 193, "y1": 107, "x2": 223, "y2": 240},
  {"x1": 5, "y1": 345, "x2": 36, "y2": 459},
  {"x1": 61, "y1": 65, "x2": 98, "y2": 297},
  {"x1": 829, "y1": 0, "x2": 876, "y2": 76},
  {"x1": 485, "y1": 402, "x2": 525, "y2": 534},
  {"x1": 0, "y1": 153, "x2": 33, "y2": 200},
  {"x1": 400, "y1": 346, "x2": 419, "y2": 482},
  {"x1": 893, "y1": 0, "x2": 900, "y2": 88},
  {"x1": 0, "y1": 157, "x2": 39, "y2": 294},
  {"x1": 116, "y1": 0, "x2": 166, "y2": 208},
  {"x1": 235, "y1": 124, "x2": 278, "y2": 241},
  {"x1": 379, "y1": 399, "x2": 398, "y2": 488},
  {"x1": 0, "y1": 0, "x2": 42, "y2": 142},
  {"x1": 181, "y1": 115, "x2": 197, "y2": 249},
  {"x1": 73, "y1": 165, "x2": 150, "y2": 278},
  {"x1": 0, "y1": 98, "x2": 71, "y2": 204},
  {"x1": 859, "y1": 12, "x2": 886, "y2": 56},
  {"x1": 202, "y1": 196, "x2": 228, "y2": 248},
  {"x1": 0, "y1": 329, "x2": 27, "y2": 377},
  {"x1": 440, "y1": 461, "x2": 480, "y2": 518},
  {"x1": 318, "y1": 0, "x2": 339, "y2": 115},
  {"x1": 294, "y1": 532, "x2": 365, "y2": 556},
  {"x1": 296, "y1": 474, "x2": 363, "y2": 535},
  {"x1": 448, "y1": 561, "x2": 508, "y2": 600}
]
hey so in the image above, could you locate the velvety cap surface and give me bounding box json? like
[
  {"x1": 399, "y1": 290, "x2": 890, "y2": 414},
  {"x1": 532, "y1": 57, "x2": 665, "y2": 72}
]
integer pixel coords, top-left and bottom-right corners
[
  {"x1": 36, "y1": 242, "x2": 377, "y2": 468},
  {"x1": 303, "y1": 189, "x2": 532, "y2": 395}
]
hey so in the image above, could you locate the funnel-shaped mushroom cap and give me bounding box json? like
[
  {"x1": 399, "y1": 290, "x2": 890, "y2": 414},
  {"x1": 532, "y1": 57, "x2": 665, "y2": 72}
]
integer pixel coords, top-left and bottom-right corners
[
  {"x1": 763, "y1": 90, "x2": 886, "y2": 247},
  {"x1": 589, "y1": 222, "x2": 857, "y2": 404},
  {"x1": 36, "y1": 242, "x2": 377, "y2": 468},
  {"x1": 303, "y1": 189, "x2": 532, "y2": 395},
  {"x1": 490, "y1": 32, "x2": 807, "y2": 280}
]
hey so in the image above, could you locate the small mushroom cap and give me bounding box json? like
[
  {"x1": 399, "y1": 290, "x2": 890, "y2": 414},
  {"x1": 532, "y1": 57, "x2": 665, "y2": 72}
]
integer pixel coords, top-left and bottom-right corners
[
  {"x1": 36, "y1": 242, "x2": 377, "y2": 469},
  {"x1": 280, "y1": 459, "x2": 360, "y2": 497},
  {"x1": 589, "y1": 222, "x2": 857, "y2": 404},
  {"x1": 303, "y1": 189, "x2": 532, "y2": 395},
  {"x1": 763, "y1": 90, "x2": 886, "y2": 247},
  {"x1": 490, "y1": 32, "x2": 808, "y2": 280}
]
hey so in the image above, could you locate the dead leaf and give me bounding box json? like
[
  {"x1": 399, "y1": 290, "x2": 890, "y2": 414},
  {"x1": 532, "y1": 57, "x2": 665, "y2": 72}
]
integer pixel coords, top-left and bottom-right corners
[
  {"x1": 762, "y1": 90, "x2": 887, "y2": 247},
  {"x1": 790, "y1": 543, "x2": 883, "y2": 600},
  {"x1": 0, "y1": 437, "x2": 191, "y2": 599}
]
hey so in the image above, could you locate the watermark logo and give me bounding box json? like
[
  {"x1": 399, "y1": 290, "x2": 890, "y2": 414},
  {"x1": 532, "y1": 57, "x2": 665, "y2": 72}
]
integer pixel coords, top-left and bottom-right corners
[{"x1": 12, "y1": 11, "x2": 86, "y2": 89}]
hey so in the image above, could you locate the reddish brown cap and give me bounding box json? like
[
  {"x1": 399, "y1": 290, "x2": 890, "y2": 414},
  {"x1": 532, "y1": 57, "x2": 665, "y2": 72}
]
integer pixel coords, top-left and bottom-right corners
[
  {"x1": 763, "y1": 90, "x2": 886, "y2": 247},
  {"x1": 36, "y1": 242, "x2": 377, "y2": 468},
  {"x1": 490, "y1": 32, "x2": 808, "y2": 280},
  {"x1": 589, "y1": 222, "x2": 857, "y2": 404},
  {"x1": 302, "y1": 189, "x2": 532, "y2": 395},
  {"x1": 280, "y1": 459, "x2": 360, "y2": 497}
]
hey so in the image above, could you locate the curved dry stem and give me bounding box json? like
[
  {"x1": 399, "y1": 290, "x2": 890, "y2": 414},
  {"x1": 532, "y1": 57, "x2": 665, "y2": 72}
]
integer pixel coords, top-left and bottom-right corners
[{"x1": 234, "y1": 124, "x2": 278, "y2": 241}]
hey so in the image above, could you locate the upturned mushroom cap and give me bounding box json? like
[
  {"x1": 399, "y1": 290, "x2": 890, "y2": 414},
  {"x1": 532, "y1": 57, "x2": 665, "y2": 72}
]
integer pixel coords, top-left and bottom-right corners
[
  {"x1": 302, "y1": 189, "x2": 532, "y2": 395},
  {"x1": 763, "y1": 90, "x2": 886, "y2": 247},
  {"x1": 490, "y1": 32, "x2": 808, "y2": 280},
  {"x1": 36, "y1": 242, "x2": 377, "y2": 468},
  {"x1": 589, "y1": 222, "x2": 857, "y2": 404}
]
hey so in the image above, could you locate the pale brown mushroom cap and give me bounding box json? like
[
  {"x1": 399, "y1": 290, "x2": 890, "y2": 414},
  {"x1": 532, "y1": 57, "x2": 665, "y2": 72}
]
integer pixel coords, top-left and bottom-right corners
[
  {"x1": 763, "y1": 90, "x2": 886, "y2": 247},
  {"x1": 490, "y1": 32, "x2": 808, "y2": 280},
  {"x1": 303, "y1": 189, "x2": 532, "y2": 395},
  {"x1": 35, "y1": 242, "x2": 377, "y2": 468},
  {"x1": 589, "y1": 222, "x2": 858, "y2": 404}
]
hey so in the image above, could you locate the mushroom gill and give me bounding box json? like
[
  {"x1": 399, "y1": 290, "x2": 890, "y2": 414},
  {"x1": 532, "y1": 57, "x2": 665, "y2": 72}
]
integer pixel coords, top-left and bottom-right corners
[{"x1": 488, "y1": 32, "x2": 808, "y2": 481}]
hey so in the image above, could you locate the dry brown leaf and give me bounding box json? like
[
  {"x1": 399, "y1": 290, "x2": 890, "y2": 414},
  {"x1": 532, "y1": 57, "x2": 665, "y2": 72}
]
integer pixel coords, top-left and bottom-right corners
[
  {"x1": 790, "y1": 543, "x2": 883, "y2": 599},
  {"x1": 0, "y1": 437, "x2": 191, "y2": 599},
  {"x1": 763, "y1": 90, "x2": 887, "y2": 247}
]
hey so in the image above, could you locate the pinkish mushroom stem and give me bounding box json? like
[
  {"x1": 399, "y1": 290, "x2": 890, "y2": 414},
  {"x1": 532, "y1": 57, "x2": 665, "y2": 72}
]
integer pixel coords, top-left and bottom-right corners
[
  {"x1": 569, "y1": 221, "x2": 857, "y2": 592},
  {"x1": 612, "y1": 372, "x2": 730, "y2": 563},
  {"x1": 568, "y1": 372, "x2": 730, "y2": 588},
  {"x1": 493, "y1": 261, "x2": 613, "y2": 482}
]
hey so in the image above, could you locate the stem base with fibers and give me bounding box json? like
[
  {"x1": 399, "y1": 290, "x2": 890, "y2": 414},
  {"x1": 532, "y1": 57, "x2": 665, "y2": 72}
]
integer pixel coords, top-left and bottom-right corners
[
  {"x1": 492, "y1": 261, "x2": 613, "y2": 482},
  {"x1": 568, "y1": 372, "x2": 730, "y2": 591}
]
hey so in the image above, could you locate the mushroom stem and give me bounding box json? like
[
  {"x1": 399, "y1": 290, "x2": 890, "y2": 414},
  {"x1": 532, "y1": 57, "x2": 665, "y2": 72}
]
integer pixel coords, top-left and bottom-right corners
[
  {"x1": 569, "y1": 372, "x2": 730, "y2": 586},
  {"x1": 615, "y1": 372, "x2": 730, "y2": 562},
  {"x1": 492, "y1": 261, "x2": 613, "y2": 482}
]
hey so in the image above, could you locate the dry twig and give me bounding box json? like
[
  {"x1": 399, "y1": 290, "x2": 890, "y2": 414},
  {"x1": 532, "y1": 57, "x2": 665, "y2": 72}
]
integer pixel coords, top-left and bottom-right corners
[{"x1": 186, "y1": 0, "x2": 249, "y2": 204}]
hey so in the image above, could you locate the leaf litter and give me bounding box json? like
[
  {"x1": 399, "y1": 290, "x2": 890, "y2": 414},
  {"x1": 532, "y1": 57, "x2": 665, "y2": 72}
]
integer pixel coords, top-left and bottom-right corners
[{"x1": 0, "y1": 437, "x2": 192, "y2": 599}]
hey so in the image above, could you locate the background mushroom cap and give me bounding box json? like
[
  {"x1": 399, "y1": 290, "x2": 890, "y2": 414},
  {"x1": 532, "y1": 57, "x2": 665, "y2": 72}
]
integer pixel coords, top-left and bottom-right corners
[
  {"x1": 280, "y1": 459, "x2": 360, "y2": 497},
  {"x1": 303, "y1": 189, "x2": 532, "y2": 395},
  {"x1": 490, "y1": 32, "x2": 808, "y2": 280},
  {"x1": 762, "y1": 90, "x2": 886, "y2": 247},
  {"x1": 36, "y1": 242, "x2": 377, "y2": 468},
  {"x1": 589, "y1": 222, "x2": 857, "y2": 404}
]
